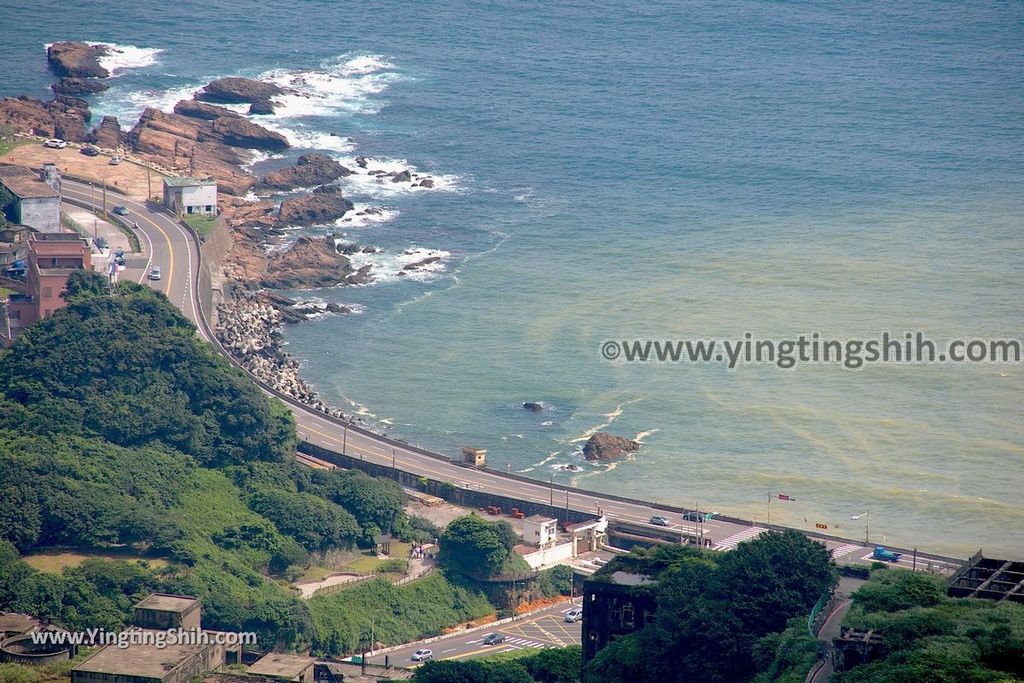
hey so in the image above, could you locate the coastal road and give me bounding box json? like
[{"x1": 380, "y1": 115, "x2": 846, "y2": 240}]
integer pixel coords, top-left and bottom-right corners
[
  {"x1": 59, "y1": 180, "x2": 965, "y2": 576},
  {"x1": 365, "y1": 601, "x2": 583, "y2": 668}
]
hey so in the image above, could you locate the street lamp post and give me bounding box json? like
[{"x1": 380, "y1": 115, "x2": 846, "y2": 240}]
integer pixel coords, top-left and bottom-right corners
[
  {"x1": 342, "y1": 423, "x2": 348, "y2": 455},
  {"x1": 549, "y1": 474, "x2": 554, "y2": 506},
  {"x1": 851, "y1": 511, "x2": 870, "y2": 544},
  {"x1": 392, "y1": 448, "x2": 396, "y2": 470}
]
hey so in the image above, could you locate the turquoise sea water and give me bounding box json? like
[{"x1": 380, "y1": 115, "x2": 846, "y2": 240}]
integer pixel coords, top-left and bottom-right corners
[{"x1": 3, "y1": 2, "x2": 1022, "y2": 557}]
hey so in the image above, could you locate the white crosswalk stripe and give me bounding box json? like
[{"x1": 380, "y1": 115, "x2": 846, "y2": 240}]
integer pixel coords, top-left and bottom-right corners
[
  {"x1": 712, "y1": 526, "x2": 767, "y2": 551},
  {"x1": 831, "y1": 543, "x2": 862, "y2": 558}
]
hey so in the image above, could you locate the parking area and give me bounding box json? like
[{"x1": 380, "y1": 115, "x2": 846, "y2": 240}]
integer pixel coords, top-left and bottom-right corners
[{"x1": 367, "y1": 601, "x2": 582, "y2": 668}]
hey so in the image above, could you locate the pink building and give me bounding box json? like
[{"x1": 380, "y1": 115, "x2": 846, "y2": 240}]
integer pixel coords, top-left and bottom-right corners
[{"x1": 4, "y1": 232, "x2": 91, "y2": 340}]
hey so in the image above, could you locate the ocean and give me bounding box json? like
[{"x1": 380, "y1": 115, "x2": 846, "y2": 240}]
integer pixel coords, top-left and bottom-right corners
[{"x1": 2, "y1": 1, "x2": 1022, "y2": 557}]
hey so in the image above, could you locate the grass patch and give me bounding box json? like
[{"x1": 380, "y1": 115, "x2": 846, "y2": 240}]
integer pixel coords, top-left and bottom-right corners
[
  {"x1": 23, "y1": 551, "x2": 168, "y2": 573},
  {"x1": 0, "y1": 135, "x2": 27, "y2": 158},
  {"x1": 182, "y1": 214, "x2": 218, "y2": 238},
  {"x1": 341, "y1": 541, "x2": 413, "y2": 574},
  {"x1": 308, "y1": 572, "x2": 494, "y2": 655},
  {"x1": 301, "y1": 565, "x2": 338, "y2": 582}
]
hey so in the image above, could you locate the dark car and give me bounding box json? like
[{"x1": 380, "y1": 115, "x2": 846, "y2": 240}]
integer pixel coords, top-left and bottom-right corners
[
  {"x1": 483, "y1": 633, "x2": 505, "y2": 645},
  {"x1": 113, "y1": 205, "x2": 130, "y2": 216},
  {"x1": 81, "y1": 146, "x2": 100, "y2": 157},
  {"x1": 682, "y1": 510, "x2": 705, "y2": 522}
]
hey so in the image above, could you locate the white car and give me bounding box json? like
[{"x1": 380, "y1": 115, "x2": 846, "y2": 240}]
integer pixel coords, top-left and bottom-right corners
[
  {"x1": 411, "y1": 648, "x2": 432, "y2": 661},
  {"x1": 148, "y1": 266, "x2": 161, "y2": 281},
  {"x1": 565, "y1": 608, "x2": 583, "y2": 623},
  {"x1": 109, "y1": 156, "x2": 123, "y2": 165},
  {"x1": 43, "y1": 138, "x2": 67, "y2": 149}
]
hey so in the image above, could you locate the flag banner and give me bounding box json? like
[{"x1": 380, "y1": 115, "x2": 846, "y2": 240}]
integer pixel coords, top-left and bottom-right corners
[{"x1": 777, "y1": 494, "x2": 794, "y2": 501}]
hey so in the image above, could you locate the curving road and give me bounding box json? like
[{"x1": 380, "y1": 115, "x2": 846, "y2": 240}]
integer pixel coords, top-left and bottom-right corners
[{"x1": 59, "y1": 178, "x2": 963, "y2": 573}]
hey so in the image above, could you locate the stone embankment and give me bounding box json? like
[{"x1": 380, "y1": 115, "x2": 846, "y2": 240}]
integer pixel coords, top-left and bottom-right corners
[{"x1": 215, "y1": 289, "x2": 347, "y2": 418}]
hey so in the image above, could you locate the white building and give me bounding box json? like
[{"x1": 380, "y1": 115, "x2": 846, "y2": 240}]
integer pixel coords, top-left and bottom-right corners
[
  {"x1": 0, "y1": 163, "x2": 61, "y2": 233},
  {"x1": 523, "y1": 515, "x2": 558, "y2": 548},
  {"x1": 162, "y1": 177, "x2": 217, "y2": 216}
]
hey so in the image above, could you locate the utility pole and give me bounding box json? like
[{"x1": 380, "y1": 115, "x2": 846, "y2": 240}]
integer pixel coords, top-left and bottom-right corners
[
  {"x1": 767, "y1": 488, "x2": 771, "y2": 530},
  {"x1": 549, "y1": 474, "x2": 554, "y2": 506},
  {"x1": 102, "y1": 178, "x2": 107, "y2": 219},
  {"x1": 342, "y1": 423, "x2": 348, "y2": 455},
  {"x1": 912, "y1": 547, "x2": 917, "y2": 571},
  {"x1": 147, "y1": 169, "x2": 152, "y2": 201},
  {"x1": 392, "y1": 448, "x2": 396, "y2": 470}
]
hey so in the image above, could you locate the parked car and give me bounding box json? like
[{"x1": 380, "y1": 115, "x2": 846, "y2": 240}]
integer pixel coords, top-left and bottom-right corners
[
  {"x1": 565, "y1": 608, "x2": 583, "y2": 623},
  {"x1": 148, "y1": 266, "x2": 161, "y2": 281},
  {"x1": 681, "y1": 510, "x2": 705, "y2": 522},
  {"x1": 649, "y1": 515, "x2": 670, "y2": 526},
  {"x1": 93, "y1": 237, "x2": 108, "y2": 250},
  {"x1": 483, "y1": 633, "x2": 505, "y2": 645},
  {"x1": 81, "y1": 146, "x2": 100, "y2": 156},
  {"x1": 113, "y1": 205, "x2": 130, "y2": 216},
  {"x1": 43, "y1": 138, "x2": 67, "y2": 149},
  {"x1": 411, "y1": 649, "x2": 432, "y2": 661},
  {"x1": 109, "y1": 155, "x2": 123, "y2": 165}
]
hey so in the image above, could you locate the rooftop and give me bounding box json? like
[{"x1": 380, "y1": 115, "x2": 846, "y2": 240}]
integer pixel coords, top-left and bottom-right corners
[
  {"x1": 134, "y1": 593, "x2": 201, "y2": 613},
  {"x1": 73, "y1": 632, "x2": 207, "y2": 679},
  {"x1": 524, "y1": 515, "x2": 557, "y2": 524},
  {"x1": 163, "y1": 176, "x2": 216, "y2": 188},
  {"x1": 247, "y1": 654, "x2": 316, "y2": 678},
  {"x1": 0, "y1": 164, "x2": 58, "y2": 199},
  {"x1": 31, "y1": 232, "x2": 84, "y2": 243}
]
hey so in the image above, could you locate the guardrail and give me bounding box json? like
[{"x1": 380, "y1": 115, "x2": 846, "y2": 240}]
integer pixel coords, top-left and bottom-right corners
[{"x1": 60, "y1": 184, "x2": 969, "y2": 571}]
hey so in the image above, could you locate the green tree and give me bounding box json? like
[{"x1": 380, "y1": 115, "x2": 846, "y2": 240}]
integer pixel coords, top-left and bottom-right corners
[{"x1": 439, "y1": 515, "x2": 518, "y2": 579}]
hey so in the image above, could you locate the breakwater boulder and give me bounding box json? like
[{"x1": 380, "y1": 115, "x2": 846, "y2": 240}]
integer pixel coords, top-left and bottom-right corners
[{"x1": 583, "y1": 432, "x2": 640, "y2": 461}]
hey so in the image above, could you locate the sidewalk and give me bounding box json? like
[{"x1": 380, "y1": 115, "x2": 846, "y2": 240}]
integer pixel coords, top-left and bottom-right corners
[{"x1": 63, "y1": 206, "x2": 148, "y2": 283}]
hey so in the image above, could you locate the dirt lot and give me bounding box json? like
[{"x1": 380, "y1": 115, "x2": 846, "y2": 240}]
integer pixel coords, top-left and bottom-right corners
[{"x1": 1, "y1": 139, "x2": 162, "y2": 199}]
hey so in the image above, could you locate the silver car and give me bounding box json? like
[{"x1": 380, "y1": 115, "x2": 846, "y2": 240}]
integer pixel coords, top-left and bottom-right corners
[{"x1": 411, "y1": 648, "x2": 432, "y2": 661}]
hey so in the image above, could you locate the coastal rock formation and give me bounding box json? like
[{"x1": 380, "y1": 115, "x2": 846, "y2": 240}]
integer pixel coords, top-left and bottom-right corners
[
  {"x1": 126, "y1": 106, "x2": 290, "y2": 195},
  {"x1": 46, "y1": 41, "x2": 109, "y2": 79},
  {"x1": 248, "y1": 100, "x2": 275, "y2": 115},
  {"x1": 215, "y1": 289, "x2": 345, "y2": 418},
  {"x1": 0, "y1": 95, "x2": 91, "y2": 142},
  {"x1": 343, "y1": 264, "x2": 375, "y2": 286},
  {"x1": 86, "y1": 115, "x2": 123, "y2": 149},
  {"x1": 197, "y1": 77, "x2": 284, "y2": 104},
  {"x1": 277, "y1": 186, "x2": 354, "y2": 226},
  {"x1": 210, "y1": 116, "x2": 289, "y2": 150},
  {"x1": 51, "y1": 77, "x2": 109, "y2": 95},
  {"x1": 398, "y1": 254, "x2": 443, "y2": 275},
  {"x1": 392, "y1": 170, "x2": 412, "y2": 183},
  {"x1": 257, "y1": 153, "x2": 351, "y2": 192},
  {"x1": 173, "y1": 99, "x2": 241, "y2": 121},
  {"x1": 261, "y1": 235, "x2": 354, "y2": 290},
  {"x1": 582, "y1": 432, "x2": 640, "y2": 461}
]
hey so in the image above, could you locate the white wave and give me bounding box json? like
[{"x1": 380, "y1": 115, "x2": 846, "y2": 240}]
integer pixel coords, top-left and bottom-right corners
[
  {"x1": 257, "y1": 119, "x2": 357, "y2": 153},
  {"x1": 257, "y1": 53, "x2": 400, "y2": 119},
  {"x1": 336, "y1": 155, "x2": 462, "y2": 197},
  {"x1": 89, "y1": 42, "x2": 163, "y2": 74},
  {"x1": 541, "y1": 420, "x2": 554, "y2": 426},
  {"x1": 634, "y1": 428, "x2": 660, "y2": 443},
  {"x1": 335, "y1": 204, "x2": 399, "y2": 229},
  {"x1": 348, "y1": 246, "x2": 451, "y2": 284},
  {"x1": 567, "y1": 398, "x2": 642, "y2": 444}
]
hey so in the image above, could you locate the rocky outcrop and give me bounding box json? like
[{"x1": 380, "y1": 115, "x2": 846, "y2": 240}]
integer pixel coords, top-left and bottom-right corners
[
  {"x1": 582, "y1": 432, "x2": 640, "y2": 461},
  {"x1": 0, "y1": 95, "x2": 91, "y2": 142},
  {"x1": 46, "y1": 42, "x2": 109, "y2": 79},
  {"x1": 86, "y1": 115, "x2": 123, "y2": 149},
  {"x1": 392, "y1": 170, "x2": 412, "y2": 183},
  {"x1": 261, "y1": 235, "x2": 354, "y2": 290},
  {"x1": 51, "y1": 77, "x2": 109, "y2": 95},
  {"x1": 523, "y1": 402, "x2": 545, "y2": 413},
  {"x1": 210, "y1": 116, "x2": 289, "y2": 150},
  {"x1": 398, "y1": 254, "x2": 442, "y2": 275},
  {"x1": 257, "y1": 153, "x2": 351, "y2": 191},
  {"x1": 173, "y1": 99, "x2": 240, "y2": 121},
  {"x1": 126, "y1": 106, "x2": 292, "y2": 195},
  {"x1": 248, "y1": 100, "x2": 275, "y2": 115},
  {"x1": 277, "y1": 186, "x2": 354, "y2": 226},
  {"x1": 197, "y1": 77, "x2": 284, "y2": 104}
]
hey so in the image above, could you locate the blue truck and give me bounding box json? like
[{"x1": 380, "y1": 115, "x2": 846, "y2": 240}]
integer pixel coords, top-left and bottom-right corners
[{"x1": 872, "y1": 545, "x2": 902, "y2": 562}]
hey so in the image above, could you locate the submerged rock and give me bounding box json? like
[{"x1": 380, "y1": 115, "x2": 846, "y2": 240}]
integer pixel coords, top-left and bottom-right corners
[
  {"x1": 523, "y1": 402, "x2": 545, "y2": 413},
  {"x1": 197, "y1": 77, "x2": 285, "y2": 104}
]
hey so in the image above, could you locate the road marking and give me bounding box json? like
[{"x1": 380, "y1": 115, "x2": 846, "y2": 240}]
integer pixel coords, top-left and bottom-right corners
[
  {"x1": 713, "y1": 526, "x2": 767, "y2": 551},
  {"x1": 832, "y1": 543, "x2": 862, "y2": 558}
]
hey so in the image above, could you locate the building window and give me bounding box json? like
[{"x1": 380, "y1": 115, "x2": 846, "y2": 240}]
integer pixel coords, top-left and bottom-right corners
[
  {"x1": 43, "y1": 287, "x2": 52, "y2": 298},
  {"x1": 205, "y1": 205, "x2": 213, "y2": 213}
]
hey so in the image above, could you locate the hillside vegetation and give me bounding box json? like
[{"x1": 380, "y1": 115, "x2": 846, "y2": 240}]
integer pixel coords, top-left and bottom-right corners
[{"x1": 0, "y1": 272, "x2": 491, "y2": 652}]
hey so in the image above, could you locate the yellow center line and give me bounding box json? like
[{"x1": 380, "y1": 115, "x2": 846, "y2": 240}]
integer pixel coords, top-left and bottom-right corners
[{"x1": 62, "y1": 186, "x2": 175, "y2": 297}]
